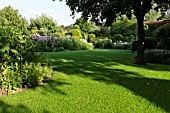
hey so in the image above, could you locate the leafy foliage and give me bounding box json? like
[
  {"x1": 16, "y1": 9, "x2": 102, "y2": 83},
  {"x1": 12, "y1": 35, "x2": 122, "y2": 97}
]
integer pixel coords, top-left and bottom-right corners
[
  {"x1": 144, "y1": 3, "x2": 161, "y2": 21},
  {"x1": 88, "y1": 33, "x2": 96, "y2": 42},
  {"x1": 0, "y1": 6, "x2": 52, "y2": 93},
  {"x1": 71, "y1": 25, "x2": 82, "y2": 38},
  {"x1": 110, "y1": 15, "x2": 137, "y2": 40},
  {"x1": 29, "y1": 14, "x2": 62, "y2": 35},
  {"x1": 155, "y1": 23, "x2": 170, "y2": 50},
  {"x1": 102, "y1": 39, "x2": 113, "y2": 49},
  {"x1": 94, "y1": 26, "x2": 110, "y2": 37},
  {"x1": 74, "y1": 17, "x2": 91, "y2": 33},
  {"x1": 112, "y1": 34, "x2": 124, "y2": 42},
  {"x1": 145, "y1": 49, "x2": 170, "y2": 64}
]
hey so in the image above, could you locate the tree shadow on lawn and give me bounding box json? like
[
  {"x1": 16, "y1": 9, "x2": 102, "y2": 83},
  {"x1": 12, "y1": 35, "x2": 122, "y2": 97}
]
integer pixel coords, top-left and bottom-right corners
[
  {"x1": 49, "y1": 50, "x2": 170, "y2": 72},
  {"x1": 0, "y1": 100, "x2": 32, "y2": 113},
  {"x1": 91, "y1": 50, "x2": 170, "y2": 72},
  {"x1": 51, "y1": 59, "x2": 170, "y2": 112},
  {"x1": 0, "y1": 100, "x2": 52, "y2": 113}
]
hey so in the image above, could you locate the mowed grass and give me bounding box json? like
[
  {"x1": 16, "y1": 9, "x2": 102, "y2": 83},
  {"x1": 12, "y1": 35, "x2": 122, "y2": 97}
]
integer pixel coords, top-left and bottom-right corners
[{"x1": 0, "y1": 49, "x2": 170, "y2": 113}]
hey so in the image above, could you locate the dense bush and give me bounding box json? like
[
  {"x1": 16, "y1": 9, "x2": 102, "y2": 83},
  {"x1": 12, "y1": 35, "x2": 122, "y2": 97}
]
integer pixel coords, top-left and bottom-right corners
[
  {"x1": 50, "y1": 32, "x2": 63, "y2": 38},
  {"x1": 131, "y1": 41, "x2": 138, "y2": 52},
  {"x1": 74, "y1": 17, "x2": 91, "y2": 33},
  {"x1": 94, "y1": 39, "x2": 103, "y2": 48},
  {"x1": 131, "y1": 38, "x2": 158, "y2": 52},
  {"x1": 155, "y1": 23, "x2": 170, "y2": 50},
  {"x1": 110, "y1": 15, "x2": 137, "y2": 41},
  {"x1": 112, "y1": 34, "x2": 124, "y2": 42},
  {"x1": 88, "y1": 33, "x2": 96, "y2": 43},
  {"x1": 74, "y1": 24, "x2": 80, "y2": 29},
  {"x1": 0, "y1": 6, "x2": 52, "y2": 93},
  {"x1": 103, "y1": 39, "x2": 113, "y2": 49},
  {"x1": 72, "y1": 25, "x2": 82, "y2": 38},
  {"x1": 144, "y1": 37, "x2": 158, "y2": 49},
  {"x1": 145, "y1": 49, "x2": 170, "y2": 64},
  {"x1": 94, "y1": 26, "x2": 110, "y2": 37},
  {"x1": 0, "y1": 62, "x2": 52, "y2": 92},
  {"x1": 0, "y1": 5, "x2": 29, "y2": 36}
]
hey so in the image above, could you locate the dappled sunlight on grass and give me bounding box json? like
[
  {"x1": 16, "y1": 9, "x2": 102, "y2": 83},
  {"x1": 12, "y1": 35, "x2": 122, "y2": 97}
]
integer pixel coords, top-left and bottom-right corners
[
  {"x1": 0, "y1": 49, "x2": 169, "y2": 113},
  {"x1": 48, "y1": 49, "x2": 170, "y2": 112}
]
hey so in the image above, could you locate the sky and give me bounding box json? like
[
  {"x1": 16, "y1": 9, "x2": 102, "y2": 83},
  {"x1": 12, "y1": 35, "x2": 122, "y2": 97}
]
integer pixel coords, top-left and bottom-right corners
[{"x1": 0, "y1": 0, "x2": 81, "y2": 26}]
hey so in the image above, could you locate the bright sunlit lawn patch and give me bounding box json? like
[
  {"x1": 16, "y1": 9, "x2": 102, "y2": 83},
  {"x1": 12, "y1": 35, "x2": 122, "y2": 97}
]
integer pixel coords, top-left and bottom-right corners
[{"x1": 0, "y1": 49, "x2": 170, "y2": 113}]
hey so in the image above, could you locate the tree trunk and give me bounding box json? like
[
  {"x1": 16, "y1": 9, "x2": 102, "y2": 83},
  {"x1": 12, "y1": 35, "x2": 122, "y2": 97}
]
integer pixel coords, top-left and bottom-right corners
[{"x1": 136, "y1": 16, "x2": 146, "y2": 65}]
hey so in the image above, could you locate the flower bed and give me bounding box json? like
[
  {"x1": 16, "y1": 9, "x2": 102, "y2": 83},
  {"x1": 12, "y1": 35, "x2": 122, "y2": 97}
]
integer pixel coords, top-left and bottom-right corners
[{"x1": 32, "y1": 34, "x2": 94, "y2": 52}]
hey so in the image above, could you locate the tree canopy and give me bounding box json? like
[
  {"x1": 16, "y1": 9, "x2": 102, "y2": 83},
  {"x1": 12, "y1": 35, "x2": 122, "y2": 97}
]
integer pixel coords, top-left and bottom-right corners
[
  {"x1": 29, "y1": 14, "x2": 61, "y2": 34},
  {"x1": 74, "y1": 17, "x2": 91, "y2": 33}
]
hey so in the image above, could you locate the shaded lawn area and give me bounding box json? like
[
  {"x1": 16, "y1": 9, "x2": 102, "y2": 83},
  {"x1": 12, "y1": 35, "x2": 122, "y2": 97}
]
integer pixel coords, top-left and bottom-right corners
[{"x1": 0, "y1": 49, "x2": 170, "y2": 113}]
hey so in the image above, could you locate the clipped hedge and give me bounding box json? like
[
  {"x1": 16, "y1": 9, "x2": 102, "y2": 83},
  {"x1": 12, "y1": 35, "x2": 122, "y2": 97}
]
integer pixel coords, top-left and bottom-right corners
[{"x1": 145, "y1": 49, "x2": 170, "y2": 64}]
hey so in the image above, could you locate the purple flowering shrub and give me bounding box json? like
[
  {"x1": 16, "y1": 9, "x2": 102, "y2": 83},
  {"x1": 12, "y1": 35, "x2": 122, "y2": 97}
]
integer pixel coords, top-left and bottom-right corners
[{"x1": 32, "y1": 34, "x2": 93, "y2": 52}]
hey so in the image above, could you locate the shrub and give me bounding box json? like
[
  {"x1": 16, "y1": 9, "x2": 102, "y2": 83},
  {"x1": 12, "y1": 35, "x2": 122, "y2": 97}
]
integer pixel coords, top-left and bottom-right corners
[
  {"x1": 144, "y1": 37, "x2": 158, "y2": 49},
  {"x1": 51, "y1": 32, "x2": 63, "y2": 38},
  {"x1": 88, "y1": 33, "x2": 96, "y2": 43},
  {"x1": 74, "y1": 24, "x2": 80, "y2": 29},
  {"x1": 103, "y1": 39, "x2": 113, "y2": 49},
  {"x1": 72, "y1": 29, "x2": 82, "y2": 38},
  {"x1": 94, "y1": 39, "x2": 103, "y2": 48},
  {"x1": 131, "y1": 41, "x2": 138, "y2": 52},
  {"x1": 0, "y1": 62, "x2": 52, "y2": 92},
  {"x1": 78, "y1": 40, "x2": 93, "y2": 50},
  {"x1": 155, "y1": 23, "x2": 170, "y2": 50},
  {"x1": 113, "y1": 34, "x2": 124, "y2": 42},
  {"x1": 132, "y1": 38, "x2": 158, "y2": 52},
  {"x1": 57, "y1": 47, "x2": 65, "y2": 51},
  {"x1": 0, "y1": 6, "x2": 52, "y2": 93},
  {"x1": 145, "y1": 49, "x2": 170, "y2": 64}
]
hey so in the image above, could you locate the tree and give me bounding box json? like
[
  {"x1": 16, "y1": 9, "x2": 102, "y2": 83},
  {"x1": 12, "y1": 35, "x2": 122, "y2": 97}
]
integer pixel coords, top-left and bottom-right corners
[
  {"x1": 74, "y1": 17, "x2": 91, "y2": 33},
  {"x1": 144, "y1": 3, "x2": 161, "y2": 21},
  {"x1": 54, "y1": 0, "x2": 170, "y2": 64},
  {"x1": 94, "y1": 26, "x2": 110, "y2": 37},
  {"x1": 29, "y1": 14, "x2": 61, "y2": 34},
  {"x1": 110, "y1": 15, "x2": 137, "y2": 38},
  {"x1": 0, "y1": 5, "x2": 29, "y2": 35}
]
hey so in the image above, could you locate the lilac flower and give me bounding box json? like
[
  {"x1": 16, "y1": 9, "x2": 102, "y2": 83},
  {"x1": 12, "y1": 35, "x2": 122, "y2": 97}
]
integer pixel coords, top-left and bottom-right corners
[
  {"x1": 62, "y1": 38, "x2": 67, "y2": 41},
  {"x1": 38, "y1": 36, "x2": 47, "y2": 42},
  {"x1": 53, "y1": 37, "x2": 59, "y2": 41},
  {"x1": 32, "y1": 34, "x2": 40, "y2": 40},
  {"x1": 46, "y1": 36, "x2": 52, "y2": 40}
]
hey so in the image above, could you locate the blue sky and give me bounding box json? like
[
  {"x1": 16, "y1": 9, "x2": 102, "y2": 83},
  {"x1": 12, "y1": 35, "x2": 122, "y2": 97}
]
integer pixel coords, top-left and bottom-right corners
[{"x1": 0, "y1": 0, "x2": 81, "y2": 26}]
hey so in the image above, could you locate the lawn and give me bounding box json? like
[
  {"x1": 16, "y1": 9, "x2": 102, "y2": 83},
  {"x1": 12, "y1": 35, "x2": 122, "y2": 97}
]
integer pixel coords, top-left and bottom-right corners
[{"x1": 0, "y1": 49, "x2": 170, "y2": 113}]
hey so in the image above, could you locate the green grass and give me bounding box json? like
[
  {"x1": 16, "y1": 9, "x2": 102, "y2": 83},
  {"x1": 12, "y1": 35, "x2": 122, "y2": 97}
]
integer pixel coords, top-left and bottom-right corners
[{"x1": 0, "y1": 49, "x2": 170, "y2": 113}]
